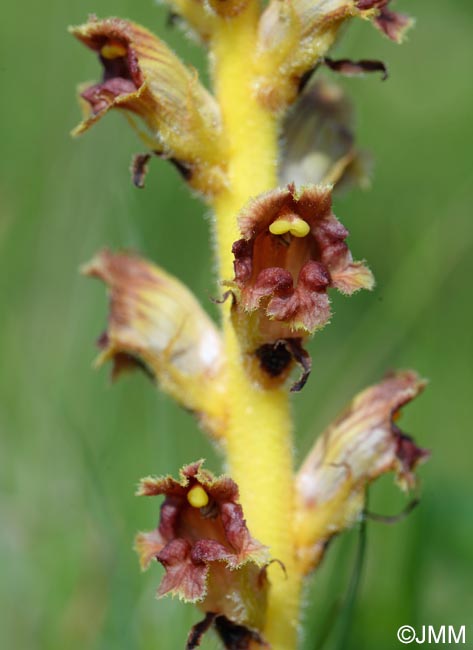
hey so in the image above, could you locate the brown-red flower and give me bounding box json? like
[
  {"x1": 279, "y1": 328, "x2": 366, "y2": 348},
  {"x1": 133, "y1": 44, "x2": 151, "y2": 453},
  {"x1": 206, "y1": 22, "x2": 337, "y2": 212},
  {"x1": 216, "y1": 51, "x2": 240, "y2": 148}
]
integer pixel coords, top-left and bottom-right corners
[
  {"x1": 136, "y1": 461, "x2": 269, "y2": 646},
  {"x1": 231, "y1": 183, "x2": 373, "y2": 337}
]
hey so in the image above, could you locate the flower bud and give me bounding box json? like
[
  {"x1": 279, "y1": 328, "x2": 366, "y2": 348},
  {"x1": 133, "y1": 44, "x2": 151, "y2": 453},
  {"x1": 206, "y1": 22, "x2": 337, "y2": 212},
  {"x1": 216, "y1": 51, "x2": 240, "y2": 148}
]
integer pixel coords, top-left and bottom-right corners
[
  {"x1": 295, "y1": 371, "x2": 429, "y2": 573},
  {"x1": 82, "y1": 250, "x2": 226, "y2": 437},
  {"x1": 70, "y1": 16, "x2": 227, "y2": 194}
]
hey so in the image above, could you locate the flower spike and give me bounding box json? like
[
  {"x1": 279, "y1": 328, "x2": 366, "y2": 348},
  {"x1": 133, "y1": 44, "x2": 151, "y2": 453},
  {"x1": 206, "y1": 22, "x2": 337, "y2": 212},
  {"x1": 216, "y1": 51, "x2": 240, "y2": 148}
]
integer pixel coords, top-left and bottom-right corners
[
  {"x1": 82, "y1": 250, "x2": 226, "y2": 437},
  {"x1": 70, "y1": 16, "x2": 227, "y2": 195},
  {"x1": 69, "y1": 0, "x2": 425, "y2": 646},
  {"x1": 295, "y1": 371, "x2": 429, "y2": 574},
  {"x1": 136, "y1": 461, "x2": 269, "y2": 647}
]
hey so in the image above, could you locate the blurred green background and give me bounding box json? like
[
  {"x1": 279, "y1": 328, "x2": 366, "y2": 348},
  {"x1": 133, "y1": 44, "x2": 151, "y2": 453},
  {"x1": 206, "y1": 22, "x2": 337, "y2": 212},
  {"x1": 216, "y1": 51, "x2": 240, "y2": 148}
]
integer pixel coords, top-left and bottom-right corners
[{"x1": 1, "y1": 1, "x2": 472, "y2": 649}]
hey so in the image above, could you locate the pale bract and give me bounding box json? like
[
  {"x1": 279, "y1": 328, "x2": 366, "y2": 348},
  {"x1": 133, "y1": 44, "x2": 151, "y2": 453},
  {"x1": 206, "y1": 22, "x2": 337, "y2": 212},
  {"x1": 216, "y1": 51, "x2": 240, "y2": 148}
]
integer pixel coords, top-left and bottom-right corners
[
  {"x1": 83, "y1": 250, "x2": 226, "y2": 436},
  {"x1": 295, "y1": 371, "x2": 429, "y2": 573}
]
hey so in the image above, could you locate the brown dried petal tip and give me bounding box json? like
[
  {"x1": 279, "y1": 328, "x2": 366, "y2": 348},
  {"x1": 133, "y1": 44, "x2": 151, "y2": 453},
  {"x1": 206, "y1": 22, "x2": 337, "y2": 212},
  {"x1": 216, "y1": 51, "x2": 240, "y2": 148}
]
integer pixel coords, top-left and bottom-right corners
[
  {"x1": 136, "y1": 461, "x2": 269, "y2": 633},
  {"x1": 130, "y1": 153, "x2": 151, "y2": 188},
  {"x1": 323, "y1": 57, "x2": 388, "y2": 81},
  {"x1": 356, "y1": 0, "x2": 414, "y2": 42}
]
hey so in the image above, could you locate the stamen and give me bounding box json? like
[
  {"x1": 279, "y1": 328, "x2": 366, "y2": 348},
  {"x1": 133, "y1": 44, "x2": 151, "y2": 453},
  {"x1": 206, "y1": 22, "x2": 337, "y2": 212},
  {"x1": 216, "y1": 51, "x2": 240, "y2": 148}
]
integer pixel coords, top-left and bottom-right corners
[
  {"x1": 269, "y1": 215, "x2": 310, "y2": 238},
  {"x1": 101, "y1": 41, "x2": 127, "y2": 59},
  {"x1": 187, "y1": 484, "x2": 209, "y2": 508}
]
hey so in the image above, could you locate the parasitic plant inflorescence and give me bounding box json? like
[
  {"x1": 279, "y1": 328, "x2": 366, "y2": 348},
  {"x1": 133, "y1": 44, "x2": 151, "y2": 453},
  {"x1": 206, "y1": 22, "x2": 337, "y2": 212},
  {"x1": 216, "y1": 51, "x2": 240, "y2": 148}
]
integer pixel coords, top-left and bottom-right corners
[{"x1": 71, "y1": 2, "x2": 428, "y2": 648}]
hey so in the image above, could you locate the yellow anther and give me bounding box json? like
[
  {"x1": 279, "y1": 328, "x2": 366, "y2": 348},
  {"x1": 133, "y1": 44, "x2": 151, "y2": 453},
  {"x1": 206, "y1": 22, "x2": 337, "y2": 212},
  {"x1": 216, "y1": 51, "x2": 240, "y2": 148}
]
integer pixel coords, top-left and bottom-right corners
[
  {"x1": 187, "y1": 484, "x2": 209, "y2": 508},
  {"x1": 101, "y1": 41, "x2": 127, "y2": 59},
  {"x1": 288, "y1": 217, "x2": 310, "y2": 237},
  {"x1": 269, "y1": 216, "x2": 310, "y2": 238},
  {"x1": 269, "y1": 218, "x2": 292, "y2": 236}
]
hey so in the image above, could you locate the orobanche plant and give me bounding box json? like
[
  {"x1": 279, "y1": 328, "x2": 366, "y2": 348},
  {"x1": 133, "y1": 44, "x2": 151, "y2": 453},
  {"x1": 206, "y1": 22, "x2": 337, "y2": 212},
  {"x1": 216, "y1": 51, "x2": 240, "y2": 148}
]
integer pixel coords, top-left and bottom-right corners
[{"x1": 70, "y1": 2, "x2": 428, "y2": 648}]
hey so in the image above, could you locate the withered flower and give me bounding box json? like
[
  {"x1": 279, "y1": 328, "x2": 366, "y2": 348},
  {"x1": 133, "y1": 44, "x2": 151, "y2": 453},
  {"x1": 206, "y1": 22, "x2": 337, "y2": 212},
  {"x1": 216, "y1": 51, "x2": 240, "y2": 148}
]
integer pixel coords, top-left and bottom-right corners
[
  {"x1": 295, "y1": 371, "x2": 429, "y2": 574},
  {"x1": 136, "y1": 461, "x2": 269, "y2": 648},
  {"x1": 83, "y1": 250, "x2": 226, "y2": 437},
  {"x1": 231, "y1": 183, "x2": 373, "y2": 337},
  {"x1": 255, "y1": 0, "x2": 412, "y2": 110},
  {"x1": 70, "y1": 16, "x2": 226, "y2": 194},
  {"x1": 280, "y1": 78, "x2": 371, "y2": 191}
]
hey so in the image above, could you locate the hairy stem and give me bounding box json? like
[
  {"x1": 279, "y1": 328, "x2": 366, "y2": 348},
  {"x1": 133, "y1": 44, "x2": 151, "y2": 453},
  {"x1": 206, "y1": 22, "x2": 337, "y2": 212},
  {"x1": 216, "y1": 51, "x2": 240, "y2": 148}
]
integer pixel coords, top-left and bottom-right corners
[{"x1": 211, "y1": 10, "x2": 301, "y2": 650}]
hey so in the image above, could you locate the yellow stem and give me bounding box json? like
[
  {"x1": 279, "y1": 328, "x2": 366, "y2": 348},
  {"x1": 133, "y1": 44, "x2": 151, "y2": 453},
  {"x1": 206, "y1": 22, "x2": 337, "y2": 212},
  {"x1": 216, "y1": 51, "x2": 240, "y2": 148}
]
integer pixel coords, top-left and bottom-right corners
[{"x1": 210, "y1": 10, "x2": 301, "y2": 650}]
